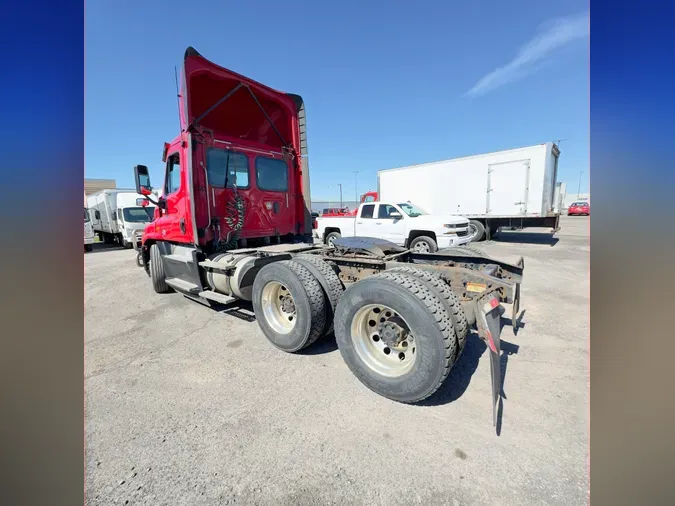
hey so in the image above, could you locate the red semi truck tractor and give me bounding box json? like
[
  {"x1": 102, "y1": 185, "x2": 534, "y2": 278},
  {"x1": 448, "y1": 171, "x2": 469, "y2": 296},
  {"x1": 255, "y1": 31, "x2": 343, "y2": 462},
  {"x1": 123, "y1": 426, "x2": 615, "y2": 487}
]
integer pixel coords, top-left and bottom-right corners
[{"x1": 134, "y1": 47, "x2": 524, "y2": 427}]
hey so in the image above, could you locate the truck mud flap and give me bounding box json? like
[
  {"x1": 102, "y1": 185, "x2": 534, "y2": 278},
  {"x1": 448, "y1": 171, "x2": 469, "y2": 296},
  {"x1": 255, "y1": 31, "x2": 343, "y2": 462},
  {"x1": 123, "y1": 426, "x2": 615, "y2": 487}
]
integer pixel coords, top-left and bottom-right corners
[{"x1": 475, "y1": 291, "x2": 505, "y2": 429}]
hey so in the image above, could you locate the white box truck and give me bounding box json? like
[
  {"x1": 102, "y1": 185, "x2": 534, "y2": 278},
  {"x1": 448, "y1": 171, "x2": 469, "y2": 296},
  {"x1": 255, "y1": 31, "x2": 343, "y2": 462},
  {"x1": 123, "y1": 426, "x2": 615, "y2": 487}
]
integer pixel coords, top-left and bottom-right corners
[
  {"x1": 84, "y1": 206, "x2": 95, "y2": 252},
  {"x1": 376, "y1": 143, "x2": 562, "y2": 242},
  {"x1": 87, "y1": 189, "x2": 157, "y2": 248},
  {"x1": 84, "y1": 190, "x2": 95, "y2": 252}
]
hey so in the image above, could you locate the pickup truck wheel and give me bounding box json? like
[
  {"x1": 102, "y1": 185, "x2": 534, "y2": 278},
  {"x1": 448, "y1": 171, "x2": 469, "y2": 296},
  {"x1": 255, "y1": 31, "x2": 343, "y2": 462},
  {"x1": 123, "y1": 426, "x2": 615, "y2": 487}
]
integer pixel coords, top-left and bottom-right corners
[
  {"x1": 387, "y1": 266, "x2": 468, "y2": 355},
  {"x1": 325, "y1": 231, "x2": 341, "y2": 247},
  {"x1": 334, "y1": 271, "x2": 457, "y2": 403},
  {"x1": 409, "y1": 235, "x2": 438, "y2": 253},
  {"x1": 295, "y1": 255, "x2": 344, "y2": 336},
  {"x1": 122, "y1": 239, "x2": 132, "y2": 249},
  {"x1": 252, "y1": 260, "x2": 326, "y2": 353},
  {"x1": 149, "y1": 243, "x2": 172, "y2": 293},
  {"x1": 468, "y1": 220, "x2": 486, "y2": 242}
]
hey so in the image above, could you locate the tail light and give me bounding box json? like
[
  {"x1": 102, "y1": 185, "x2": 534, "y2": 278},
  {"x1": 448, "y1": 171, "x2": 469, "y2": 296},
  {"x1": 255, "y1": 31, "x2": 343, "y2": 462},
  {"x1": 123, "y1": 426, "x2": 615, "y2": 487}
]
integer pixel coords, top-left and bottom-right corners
[{"x1": 312, "y1": 219, "x2": 318, "y2": 229}]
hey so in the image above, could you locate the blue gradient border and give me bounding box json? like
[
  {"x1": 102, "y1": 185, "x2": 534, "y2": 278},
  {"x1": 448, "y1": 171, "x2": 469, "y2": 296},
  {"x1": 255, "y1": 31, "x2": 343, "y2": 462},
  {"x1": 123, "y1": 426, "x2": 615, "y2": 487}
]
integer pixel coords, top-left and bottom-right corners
[
  {"x1": 1, "y1": 1, "x2": 84, "y2": 505},
  {"x1": 591, "y1": 1, "x2": 675, "y2": 505}
]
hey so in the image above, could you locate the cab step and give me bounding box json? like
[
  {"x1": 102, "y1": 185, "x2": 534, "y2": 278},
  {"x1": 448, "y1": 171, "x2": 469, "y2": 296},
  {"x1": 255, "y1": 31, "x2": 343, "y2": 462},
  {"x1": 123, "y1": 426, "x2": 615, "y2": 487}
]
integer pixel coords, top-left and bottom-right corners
[
  {"x1": 165, "y1": 277, "x2": 200, "y2": 294},
  {"x1": 198, "y1": 291, "x2": 236, "y2": 305}
]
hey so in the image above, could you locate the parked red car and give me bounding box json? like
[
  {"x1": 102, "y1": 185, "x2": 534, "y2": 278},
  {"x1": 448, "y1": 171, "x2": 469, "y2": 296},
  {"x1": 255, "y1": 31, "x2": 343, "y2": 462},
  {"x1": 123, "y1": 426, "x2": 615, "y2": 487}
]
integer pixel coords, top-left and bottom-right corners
[
  {"x1": 567, "y1": 201, "x2": 590, "y2": 216},
  {"x1": 321, "y1": 207, "x2": 351, "y2": 217}
]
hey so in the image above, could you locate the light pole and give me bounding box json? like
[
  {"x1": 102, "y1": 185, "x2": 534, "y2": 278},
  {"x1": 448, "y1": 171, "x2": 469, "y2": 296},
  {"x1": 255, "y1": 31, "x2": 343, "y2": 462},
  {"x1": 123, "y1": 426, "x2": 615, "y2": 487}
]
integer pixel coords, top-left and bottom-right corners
[
  {"x1": 354, "y1": 171, "x2": 359, "y2": 205},
  {"x1": 338, "y1": 184, "x2": 343, "y2": 208},
  {"x1": 577, "y1": 171, "x2": 584, "y2": 198}
]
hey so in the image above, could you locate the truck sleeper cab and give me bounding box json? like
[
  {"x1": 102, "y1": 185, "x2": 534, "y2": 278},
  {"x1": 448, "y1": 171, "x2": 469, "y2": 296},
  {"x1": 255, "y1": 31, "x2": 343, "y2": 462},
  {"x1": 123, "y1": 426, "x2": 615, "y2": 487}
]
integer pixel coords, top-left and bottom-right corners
[{"x1": 133, "y1": 48, "x2": 525, "y2": 430}]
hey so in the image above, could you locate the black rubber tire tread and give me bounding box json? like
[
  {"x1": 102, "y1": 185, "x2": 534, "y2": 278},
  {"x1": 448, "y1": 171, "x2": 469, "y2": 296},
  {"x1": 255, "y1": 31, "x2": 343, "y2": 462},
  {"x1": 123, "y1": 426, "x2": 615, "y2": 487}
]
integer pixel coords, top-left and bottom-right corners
[
  {"x1": 453, "y1": 245, "x2": 492, "y2": 258},
  {"x1": 252, "y1": 260, "x2": 326, "y2": 352},
  {"x1": 283, "y1": 260, "x2": 326, "y2": 347},
  {"x1": 468, "y1": 220, "x2": 486, "y2": 242},
  {"x1": 386, "y1": 265, "x2": 468, "y2": 353},
  {"x1": 335, "y1": 271, "x2": 457, "y2": 403},
  {"x1": 295, "y1": 254, "x2": 345, "y2": 336},
  {"x1": 325, "y1": 231, "x2": 341, "y2": 246},
  {"x1": 150, "y1": 243, "x2": 172, "y2": 293},
  {"x1": 409, "y1": 235, "x2": 438, "y2": 253}
]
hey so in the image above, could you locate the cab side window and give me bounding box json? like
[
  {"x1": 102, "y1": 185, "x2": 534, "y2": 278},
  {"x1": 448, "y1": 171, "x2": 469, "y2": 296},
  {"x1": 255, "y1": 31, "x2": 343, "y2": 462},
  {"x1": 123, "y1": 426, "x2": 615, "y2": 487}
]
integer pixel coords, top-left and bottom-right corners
[
  {"x1": 361, "y1": 204, "x2": 375, "y2": 219},
  {"x1": 378, "y1": 204, "x2": 398, "y2": 219},
  {"x1": 166, "y1": 153, "x2": 181, "y2": 195}
]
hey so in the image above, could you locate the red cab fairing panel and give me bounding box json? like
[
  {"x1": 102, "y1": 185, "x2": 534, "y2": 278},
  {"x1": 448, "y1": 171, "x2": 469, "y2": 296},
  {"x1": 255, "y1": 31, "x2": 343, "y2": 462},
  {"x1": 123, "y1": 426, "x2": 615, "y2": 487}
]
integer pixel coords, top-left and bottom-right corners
[
  {"x1": 182, "y1": 47, "x2": 299, "y2": 151},
  {"x1": 179, "y1": 47, "x2": 311, "y2": 243}
]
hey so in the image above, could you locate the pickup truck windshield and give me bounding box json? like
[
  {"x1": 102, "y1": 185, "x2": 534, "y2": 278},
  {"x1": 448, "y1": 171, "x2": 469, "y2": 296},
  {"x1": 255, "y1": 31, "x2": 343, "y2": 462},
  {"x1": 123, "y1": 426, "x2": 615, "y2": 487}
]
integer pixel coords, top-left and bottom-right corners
[
  {"x1": 123, "y1": 207, "x2": 154, "y2": 223},
  {"x1": 84, "y1": 208, "x2": 90, "y2": 222},
  {"x1": 397, "y1": 203, "x2": 428, "y2": 217}
]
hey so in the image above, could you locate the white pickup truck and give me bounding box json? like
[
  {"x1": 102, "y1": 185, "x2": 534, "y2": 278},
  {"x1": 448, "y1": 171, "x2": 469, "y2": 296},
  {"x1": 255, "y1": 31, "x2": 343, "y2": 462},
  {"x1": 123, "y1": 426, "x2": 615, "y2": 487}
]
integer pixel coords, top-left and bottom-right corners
[{"x1": 315, "y1": 201, "x2": 472, "y2": 252}]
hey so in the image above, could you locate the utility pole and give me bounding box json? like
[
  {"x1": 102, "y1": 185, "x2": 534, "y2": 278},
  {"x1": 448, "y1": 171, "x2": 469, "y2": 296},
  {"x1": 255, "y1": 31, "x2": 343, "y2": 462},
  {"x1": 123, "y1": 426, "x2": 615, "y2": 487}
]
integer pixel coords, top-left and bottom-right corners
[
  {"x1": 338, "y1": 184, "x2": 343, "y2": 208},
  {"x1": 577, "y1": 171, "x2": 584, "y2": 198},
  {"x1": 354, "y1": 171, "x2": 359, "y2": 205}
]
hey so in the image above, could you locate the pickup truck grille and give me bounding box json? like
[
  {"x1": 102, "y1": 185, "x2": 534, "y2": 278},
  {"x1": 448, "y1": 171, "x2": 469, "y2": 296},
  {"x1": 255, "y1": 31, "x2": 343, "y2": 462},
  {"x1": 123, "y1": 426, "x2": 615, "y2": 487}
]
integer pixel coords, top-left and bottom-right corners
[{"x1": 457, "y1": 230, "x2": 469, "y2": 237}]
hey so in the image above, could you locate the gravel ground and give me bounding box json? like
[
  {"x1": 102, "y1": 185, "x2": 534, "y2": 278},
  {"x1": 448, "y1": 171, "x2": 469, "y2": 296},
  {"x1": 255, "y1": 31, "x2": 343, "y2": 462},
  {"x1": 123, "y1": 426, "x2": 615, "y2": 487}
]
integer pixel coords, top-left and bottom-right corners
[{"x1": 85, "y1": 216, "x2": 589, "y2": 506}]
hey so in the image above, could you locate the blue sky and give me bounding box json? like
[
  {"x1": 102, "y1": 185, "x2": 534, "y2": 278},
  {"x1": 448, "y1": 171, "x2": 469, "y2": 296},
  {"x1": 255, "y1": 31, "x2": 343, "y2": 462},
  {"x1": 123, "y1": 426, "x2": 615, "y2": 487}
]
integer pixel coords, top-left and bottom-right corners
[{"x1": 86, "y1": 0, "x2": 589, "y2": 201}]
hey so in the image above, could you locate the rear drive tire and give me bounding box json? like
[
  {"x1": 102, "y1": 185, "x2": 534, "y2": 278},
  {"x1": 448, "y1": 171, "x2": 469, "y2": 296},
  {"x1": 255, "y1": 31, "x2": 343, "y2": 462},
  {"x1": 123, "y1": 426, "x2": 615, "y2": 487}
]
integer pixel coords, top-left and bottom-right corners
[
  {"x1": 252, "y1": 260, "x2": 327, "y2": 353},
  {"x1": 325, "y1": 231, "x2": 341, "y2": 247},
  {"x1": 294, "y1": 254, "x2": 345, "y2": 336},
  {"x1": 386, "y1": 266, "x2": 468, "y2": 355},
  {"x1": 409, "y1": 235, "x2": 438, "y2": 253},
  {"x1": 334, "y1": 271, "x2": 457, "y2": 403},
  {"x1": 150, "y1": 243, "x2": 172, "y2": 294},
  {"x1": 468, "y1": 220, "x2": 486, "y2": 242}
]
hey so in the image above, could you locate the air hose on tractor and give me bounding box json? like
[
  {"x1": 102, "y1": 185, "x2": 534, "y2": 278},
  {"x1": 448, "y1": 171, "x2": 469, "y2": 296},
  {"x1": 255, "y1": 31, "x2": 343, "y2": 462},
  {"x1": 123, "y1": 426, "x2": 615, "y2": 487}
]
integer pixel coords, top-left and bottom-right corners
[
  {"x1": 215, "y1": 191, "x2": 245, "y2": 251},
  {"x1": 214, "y1": 149, "x2": 245, "y2": 252}
]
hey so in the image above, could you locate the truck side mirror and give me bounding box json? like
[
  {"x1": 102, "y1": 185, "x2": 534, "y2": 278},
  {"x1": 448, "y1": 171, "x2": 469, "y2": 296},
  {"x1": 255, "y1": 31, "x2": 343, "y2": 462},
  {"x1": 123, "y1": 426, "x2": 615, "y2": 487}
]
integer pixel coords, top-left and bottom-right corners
[
  {"x1": 134, "y1": 165, "x2": 153, "y2": 196},
  {"x1": 389, "y1": 211, "x2": 402, "y2": 219}
]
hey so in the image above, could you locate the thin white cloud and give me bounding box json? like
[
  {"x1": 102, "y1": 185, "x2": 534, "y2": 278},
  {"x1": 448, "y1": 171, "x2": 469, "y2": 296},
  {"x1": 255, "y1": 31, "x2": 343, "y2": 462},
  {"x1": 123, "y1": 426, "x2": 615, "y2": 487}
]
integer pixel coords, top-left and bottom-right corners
[{"x1": 465, "y1": 11, "x2": 589, "y2": 98}]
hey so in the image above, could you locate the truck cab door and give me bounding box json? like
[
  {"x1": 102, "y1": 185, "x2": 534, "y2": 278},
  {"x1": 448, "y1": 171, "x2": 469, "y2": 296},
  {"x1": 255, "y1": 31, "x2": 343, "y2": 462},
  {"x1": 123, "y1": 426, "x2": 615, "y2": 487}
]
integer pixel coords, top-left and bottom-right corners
[
  {"x1": 155, "y1": 145, "x2": 192, "y2": 244},
  {"x1": 355, "y1": 204, "x2": 377, "y2": 237},
  {"x1": 373, "y1": 204, "x2": 406, "y2": 244}
]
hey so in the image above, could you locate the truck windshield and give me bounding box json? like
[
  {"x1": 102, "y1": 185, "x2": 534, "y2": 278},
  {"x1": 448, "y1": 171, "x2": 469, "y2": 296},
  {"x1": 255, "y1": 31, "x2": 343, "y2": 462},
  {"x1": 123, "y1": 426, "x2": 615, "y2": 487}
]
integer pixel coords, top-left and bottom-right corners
[
  {"x1": 123, "y1": 207, "x2": 153, "y2": 223},
  {"x1": 397, "y1": 203, "x2": 428, "y2": 217},
  {"x1": 84, "y1": 208, "x2": 90, "y2": 222}
]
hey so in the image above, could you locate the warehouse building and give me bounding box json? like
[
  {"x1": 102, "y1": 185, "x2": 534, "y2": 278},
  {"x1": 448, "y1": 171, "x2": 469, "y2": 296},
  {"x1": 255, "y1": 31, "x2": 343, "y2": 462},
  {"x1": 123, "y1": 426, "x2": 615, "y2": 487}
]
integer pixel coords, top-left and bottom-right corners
[{"x1": 85, "y1": 178, "x2": 116, "y2": 196}]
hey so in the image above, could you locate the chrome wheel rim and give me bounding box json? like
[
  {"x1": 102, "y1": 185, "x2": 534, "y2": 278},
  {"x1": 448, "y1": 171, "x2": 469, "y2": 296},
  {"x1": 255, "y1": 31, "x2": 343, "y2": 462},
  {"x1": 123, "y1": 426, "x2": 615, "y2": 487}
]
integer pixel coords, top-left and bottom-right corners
[
  {"x1": 468, "y1": 224, "x2": 478, "y2": 240},
  {"x1": 328, "y1": 235, "x2": 337, "y2": 247},
  {"x1": 261, "y1": 282, "x2": 297, "y2": 334},
  {"x1": 350, "y1": 304, "x2": 417, "y2": 377}
]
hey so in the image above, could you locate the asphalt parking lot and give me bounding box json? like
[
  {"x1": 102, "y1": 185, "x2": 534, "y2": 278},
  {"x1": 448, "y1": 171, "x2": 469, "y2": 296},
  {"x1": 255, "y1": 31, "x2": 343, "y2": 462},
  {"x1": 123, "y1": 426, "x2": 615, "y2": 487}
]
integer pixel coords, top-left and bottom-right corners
[{"x1": 85, "y1": 216, "x2": 589, "y2": 506}]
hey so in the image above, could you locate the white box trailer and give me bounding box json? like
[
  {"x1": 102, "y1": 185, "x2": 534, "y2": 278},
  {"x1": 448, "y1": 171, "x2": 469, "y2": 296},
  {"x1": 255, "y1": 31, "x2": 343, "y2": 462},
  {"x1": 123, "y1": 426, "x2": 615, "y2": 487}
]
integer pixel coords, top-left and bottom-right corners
[
  {"x1": 87, "y1": 189, "x2": 157, "y2": 248},
  {"x1": 377, "y1": 143, "x2": 561, "y2": 241}
]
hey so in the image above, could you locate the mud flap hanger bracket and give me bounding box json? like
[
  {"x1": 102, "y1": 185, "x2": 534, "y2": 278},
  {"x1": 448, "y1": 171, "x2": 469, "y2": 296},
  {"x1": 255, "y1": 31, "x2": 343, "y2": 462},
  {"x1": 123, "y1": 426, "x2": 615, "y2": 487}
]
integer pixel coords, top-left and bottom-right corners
[{"x1": 474, "y1": 290, "x2": 505, "y2": 431}]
